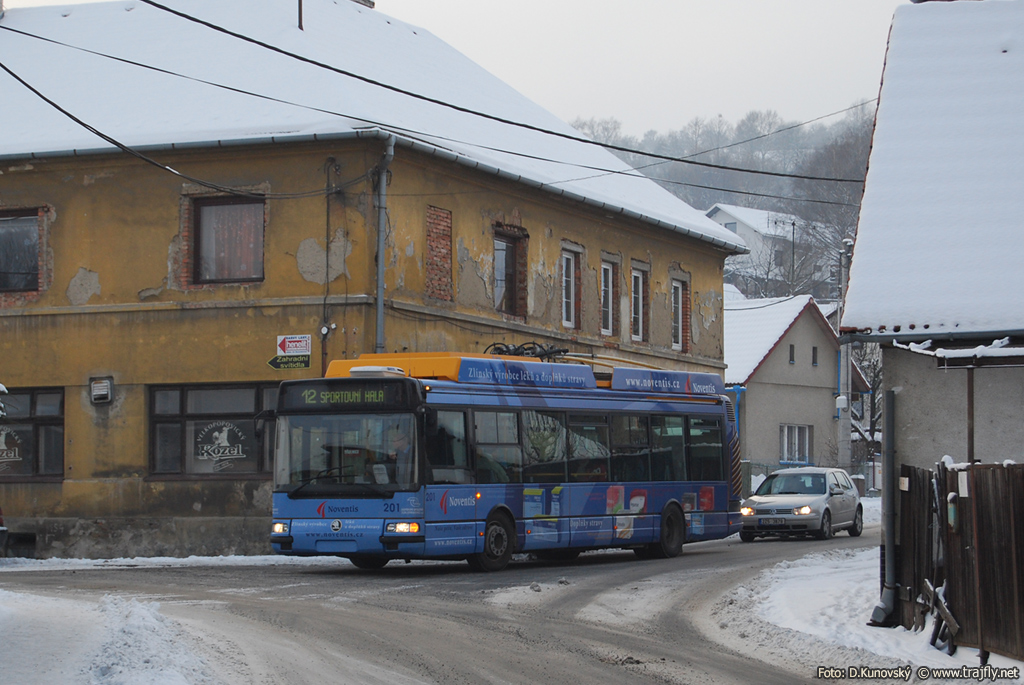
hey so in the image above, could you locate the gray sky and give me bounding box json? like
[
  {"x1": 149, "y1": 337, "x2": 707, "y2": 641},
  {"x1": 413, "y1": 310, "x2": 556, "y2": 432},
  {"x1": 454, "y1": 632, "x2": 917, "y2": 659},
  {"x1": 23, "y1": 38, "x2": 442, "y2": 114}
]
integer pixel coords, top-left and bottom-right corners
[{"x1": 5, "y1": 0, "x2": 907, "y2": 135}]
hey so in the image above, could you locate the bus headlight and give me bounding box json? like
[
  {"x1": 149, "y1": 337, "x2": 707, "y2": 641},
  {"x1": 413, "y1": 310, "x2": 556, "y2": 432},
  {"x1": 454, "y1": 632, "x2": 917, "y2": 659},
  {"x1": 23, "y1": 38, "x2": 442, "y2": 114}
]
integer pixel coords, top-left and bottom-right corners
[
  {"x1": 272, "y1": 521, "x2": 289, "y2": 534},
  {"x1": 386, "y1": 522, "x2": 421, "y2": 533},
  {"x1": 740, "y1": 506, "x2": 755, "y2": 516}
]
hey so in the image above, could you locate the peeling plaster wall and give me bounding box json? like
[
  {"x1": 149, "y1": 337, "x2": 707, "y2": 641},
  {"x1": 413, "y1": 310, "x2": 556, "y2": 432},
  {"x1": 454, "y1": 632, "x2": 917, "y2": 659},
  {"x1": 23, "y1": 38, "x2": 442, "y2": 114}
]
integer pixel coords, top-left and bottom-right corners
[
  {"x1": 296, "y1": 227, "x2": 352, "y2": 284},
  {"x1": 66, "y1": 267, "x2": 101, "y2": 305}
]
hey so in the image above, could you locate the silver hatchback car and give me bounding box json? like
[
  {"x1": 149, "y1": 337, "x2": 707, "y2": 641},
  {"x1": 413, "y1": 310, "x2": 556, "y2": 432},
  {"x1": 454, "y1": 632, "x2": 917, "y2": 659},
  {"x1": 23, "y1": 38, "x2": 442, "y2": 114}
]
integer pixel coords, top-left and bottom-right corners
[{"x1": 739, "y1": 467, "x2": 863, "y2": 542}]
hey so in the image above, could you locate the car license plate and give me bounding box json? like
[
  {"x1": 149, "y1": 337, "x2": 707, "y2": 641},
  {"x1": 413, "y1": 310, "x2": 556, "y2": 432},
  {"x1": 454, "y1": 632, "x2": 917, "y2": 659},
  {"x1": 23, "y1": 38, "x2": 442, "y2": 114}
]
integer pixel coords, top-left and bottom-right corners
[{"x1": 759, "y1": 518, "x2": 785, "y2": 526}]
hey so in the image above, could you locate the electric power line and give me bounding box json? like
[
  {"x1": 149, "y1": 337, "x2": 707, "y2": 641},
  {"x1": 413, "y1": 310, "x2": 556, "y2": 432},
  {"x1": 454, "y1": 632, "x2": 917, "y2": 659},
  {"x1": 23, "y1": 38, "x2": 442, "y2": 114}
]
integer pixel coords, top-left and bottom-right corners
[{"x1": 134, "y1": 0, "x2": 864, "y2": 185}]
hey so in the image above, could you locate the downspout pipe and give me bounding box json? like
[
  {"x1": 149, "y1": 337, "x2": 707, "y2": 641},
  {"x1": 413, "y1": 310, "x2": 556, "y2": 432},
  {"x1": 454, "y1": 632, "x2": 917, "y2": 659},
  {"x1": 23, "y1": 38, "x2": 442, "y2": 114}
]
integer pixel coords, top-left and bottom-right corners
[
  {"x1": 870, "y1": 389, "x2": 897, "y2": 625},
  {"x1": 374, "y1": 135, "x2": 395, "y2": 354}
]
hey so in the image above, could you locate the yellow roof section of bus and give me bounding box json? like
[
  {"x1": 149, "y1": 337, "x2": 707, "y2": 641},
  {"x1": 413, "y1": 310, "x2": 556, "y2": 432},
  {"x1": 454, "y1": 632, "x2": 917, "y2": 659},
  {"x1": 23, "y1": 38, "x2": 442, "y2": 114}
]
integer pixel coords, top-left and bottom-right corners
[{"x1": 326, "y1": 352, "x2": 519, "y2": 381}]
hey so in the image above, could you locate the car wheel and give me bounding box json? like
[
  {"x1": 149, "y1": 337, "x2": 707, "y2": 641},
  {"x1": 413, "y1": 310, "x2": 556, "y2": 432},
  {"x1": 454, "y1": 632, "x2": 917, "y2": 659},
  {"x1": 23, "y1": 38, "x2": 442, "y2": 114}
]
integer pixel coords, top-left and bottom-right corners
[
  {"x1": 815, "y1": 510, "x2": 833, "y2": 540},
  {"x1": 468, "y1": 513, "x2": 515, "y2": 572},
  {"x1": 739, "y1": 531, "x2": 755, "y2": 543},
  {"x1": 848, "y1": 506, "x2": 863, "y2": 537}
]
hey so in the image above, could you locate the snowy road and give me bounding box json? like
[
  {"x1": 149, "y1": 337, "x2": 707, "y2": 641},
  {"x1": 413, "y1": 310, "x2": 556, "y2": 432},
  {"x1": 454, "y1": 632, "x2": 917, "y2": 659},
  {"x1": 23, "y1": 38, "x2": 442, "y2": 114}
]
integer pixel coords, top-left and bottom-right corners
[{"x1": 1, "y1": 500, "x2": 1020, "y2": 684}]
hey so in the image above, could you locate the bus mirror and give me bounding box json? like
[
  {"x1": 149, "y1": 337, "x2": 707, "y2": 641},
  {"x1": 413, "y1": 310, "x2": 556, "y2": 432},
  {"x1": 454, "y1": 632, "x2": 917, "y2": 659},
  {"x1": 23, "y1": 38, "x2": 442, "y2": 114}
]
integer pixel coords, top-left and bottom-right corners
[
  {"x1": 422, "y1": 406, "x2": 438, "y2": 435},
  {"x1": 254, "y1": 409, "x2": 276, "y2": 439}
]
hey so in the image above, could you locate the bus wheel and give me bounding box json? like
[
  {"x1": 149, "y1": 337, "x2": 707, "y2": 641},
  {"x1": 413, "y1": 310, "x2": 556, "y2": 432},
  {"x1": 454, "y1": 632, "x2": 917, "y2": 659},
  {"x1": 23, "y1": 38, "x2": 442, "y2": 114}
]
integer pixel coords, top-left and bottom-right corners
[
  {"x1": 469, "y1": 513, "x2": 515, "y2": 572},
  {"x1": 651, "y1": 505, "x2": 685, "y2": 558},
  {"x1": 349, "y1": 555, "x2": 389, "y2": 570}
]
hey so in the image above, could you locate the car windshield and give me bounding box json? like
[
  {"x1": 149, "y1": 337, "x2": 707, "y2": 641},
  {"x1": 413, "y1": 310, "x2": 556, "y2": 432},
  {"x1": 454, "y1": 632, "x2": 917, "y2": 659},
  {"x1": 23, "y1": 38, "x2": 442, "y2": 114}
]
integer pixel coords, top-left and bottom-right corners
[
  {"x1": 755, "y1": 473, "x2": 826, "y2": 496},
  {"x1": 274, "y1": 412, "x2": 418, "y2": 493}
]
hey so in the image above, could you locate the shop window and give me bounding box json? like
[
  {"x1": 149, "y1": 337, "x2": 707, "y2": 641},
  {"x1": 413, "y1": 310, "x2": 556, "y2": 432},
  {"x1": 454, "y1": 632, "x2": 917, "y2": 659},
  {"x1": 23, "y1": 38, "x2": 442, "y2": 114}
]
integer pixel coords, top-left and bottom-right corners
[
  {"x1": 150, "y1": 384, "x2": 277, "y2": 476},
  {"x1": 0, "y1": 388, "x2": 64, "y2": 479},
  {"x1": 193, "y1": 197, "x2": 265, "y2": 284}
]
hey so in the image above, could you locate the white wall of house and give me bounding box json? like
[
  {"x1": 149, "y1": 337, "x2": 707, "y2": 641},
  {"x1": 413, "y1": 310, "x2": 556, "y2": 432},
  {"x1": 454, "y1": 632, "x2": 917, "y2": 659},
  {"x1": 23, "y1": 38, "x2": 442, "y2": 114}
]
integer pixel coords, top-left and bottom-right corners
[
  {"x1": 734, "y1": 314, "x2": 840, "y2": 467},
  {"x1": 883, "y1": 348, "x2": 1024, "y2": 469}
]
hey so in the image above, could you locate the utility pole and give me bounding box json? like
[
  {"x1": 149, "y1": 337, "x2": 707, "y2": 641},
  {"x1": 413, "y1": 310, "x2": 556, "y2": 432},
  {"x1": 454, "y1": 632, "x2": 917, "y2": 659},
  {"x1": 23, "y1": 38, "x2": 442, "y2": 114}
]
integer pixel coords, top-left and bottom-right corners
[{"x1": 837, "y1": 239, "x2": 854, "y2": 468}]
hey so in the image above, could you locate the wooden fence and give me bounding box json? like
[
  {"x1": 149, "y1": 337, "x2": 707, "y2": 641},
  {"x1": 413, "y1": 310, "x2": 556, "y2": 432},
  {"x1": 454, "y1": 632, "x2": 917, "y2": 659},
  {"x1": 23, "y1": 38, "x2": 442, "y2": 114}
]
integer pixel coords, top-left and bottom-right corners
[{"x1": 897, "y1": 462, "x2": 1024, "y2": 662}]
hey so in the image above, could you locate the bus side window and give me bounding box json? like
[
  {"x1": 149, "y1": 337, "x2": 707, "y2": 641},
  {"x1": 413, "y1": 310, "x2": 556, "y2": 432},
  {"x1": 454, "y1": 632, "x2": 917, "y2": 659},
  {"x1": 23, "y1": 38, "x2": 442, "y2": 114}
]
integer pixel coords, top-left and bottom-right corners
[
  {"x1": 428, "y1": 411, "x2": 473, "y2": 484},
  {"x1": 651, "y1": 416, "x2": 686, "y2": 482},
  {"x1": 688, "y1": 417, "x2": 724, "y2": 481},
  {"x1": 610, "y1": 414, "x2": 650, "y2": 482},
  {"x1": 568, "y1": 414, "x2": 610, "y2": 482},
  {"x1": 474, "y1": 411, "x2": 522, "y2": 484},
  {"x1": 522, "y1": 410, "x2": 567, "y2": 483}
]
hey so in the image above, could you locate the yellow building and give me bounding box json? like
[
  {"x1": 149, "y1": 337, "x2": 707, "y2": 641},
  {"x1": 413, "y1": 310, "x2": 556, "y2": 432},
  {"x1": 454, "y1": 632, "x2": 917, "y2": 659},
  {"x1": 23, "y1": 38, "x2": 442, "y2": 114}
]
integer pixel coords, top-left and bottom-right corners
[{"x1": 0, "y1": 0, "x2": 746, "y2": 557}]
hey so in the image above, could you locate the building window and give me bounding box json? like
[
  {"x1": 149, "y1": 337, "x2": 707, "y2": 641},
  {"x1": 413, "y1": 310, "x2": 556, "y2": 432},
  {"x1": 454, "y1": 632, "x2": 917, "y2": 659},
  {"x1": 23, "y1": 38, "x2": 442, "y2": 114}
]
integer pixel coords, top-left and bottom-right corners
[
  {"x1": 193, "y1": 197, "x2": 265, "y2": 284},
  {"x1": 789, "y1": 344, "x2": 795, "y2": 364},
  {"x1": 493, "y1": 226, "x2": 528, "y2": 317},
  {"x1": 600, "y1": 262, "x2": 615, "y2": 336},
  {"x1": 0, "y1": 388, "x2": 64, "y2": 479},
  {"x1": 150, "y1": 384, "x2": 277, "y2": 476},
  {"x1": 812, "y1": 346, "x2": 818, "y2": 366},
  {"x1": 561, "y1": 250, "x2": 580, "y2": 329},
  {"x1": 780, "y1": 424, "x2": 813, "y2": 463},
  {"x1": 671, "y1": 279, "x2": 690, "y2": 352},
  {"x1": 0, "y1": 211, "x2": 41, "y2": 292},
  {"x1": 631, "y1": 268, "x2": 648, "y2": 342}
]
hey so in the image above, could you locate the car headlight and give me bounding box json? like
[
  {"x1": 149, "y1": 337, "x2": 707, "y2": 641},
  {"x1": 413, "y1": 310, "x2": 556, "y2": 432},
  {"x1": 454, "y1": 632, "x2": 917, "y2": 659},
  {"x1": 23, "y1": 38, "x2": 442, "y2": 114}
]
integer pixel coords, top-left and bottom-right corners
[
  {"x1": 740, "y1": 506, "x2": 755, "y2": 516},
  {"x1": 793, "y1": 506, "x2": 813, "y2": 516},
  {"x1": 272, "y1": 521, "x2": 289, "y2": 534},
  {"x1": 386, "y1": 522, "x2": 421, "y2": 533}
]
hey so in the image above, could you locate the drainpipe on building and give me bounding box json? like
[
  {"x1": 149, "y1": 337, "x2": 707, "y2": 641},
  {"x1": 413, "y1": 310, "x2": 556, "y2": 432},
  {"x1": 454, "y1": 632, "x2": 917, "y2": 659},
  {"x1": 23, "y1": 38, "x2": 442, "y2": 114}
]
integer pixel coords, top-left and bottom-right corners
[
  {"x1": 374, "y1": 135, "x2": 395, "y2": 354},
  {"x1": 870, "y1": 388, "x2": 897, "y2": 626}
]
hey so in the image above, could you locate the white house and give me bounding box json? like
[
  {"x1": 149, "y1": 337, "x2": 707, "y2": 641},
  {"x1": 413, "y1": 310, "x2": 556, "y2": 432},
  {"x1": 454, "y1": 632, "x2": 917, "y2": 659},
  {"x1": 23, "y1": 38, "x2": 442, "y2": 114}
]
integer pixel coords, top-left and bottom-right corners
[{"x1": 725, "y1": 295, "x2": 864, "y2": 475}]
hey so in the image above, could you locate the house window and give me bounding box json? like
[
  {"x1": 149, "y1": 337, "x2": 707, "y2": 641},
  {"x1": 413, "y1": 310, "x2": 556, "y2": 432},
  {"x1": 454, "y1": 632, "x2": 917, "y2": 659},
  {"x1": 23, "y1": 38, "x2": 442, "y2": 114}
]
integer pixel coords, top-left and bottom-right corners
[
  {"x1": 789, "y1": 344, "x2": 795, "y2": 364},
  {"x1": 0, "y1": 388, "x2": 64, "y2": 479},
  {"x1": 780, "y1": 424, "x2": 813, "y2": 463},
  {"x1": 671, "y1": 279, "x2": 690, "y2": 352},
  {"x1": 812, "y1": 346, "x2": 819, "y2": 366},
  {"x1": 0, "y1": 211, "x2": 40, "y2": 292},
  {"x1": 150, "y1": 384, "x2": 277, "y2": 476},
  {"x1": 600, "y1": 262, "x2": 615, "y2": 336},
  {"x1": 493, "y1": 226, "x2": 528, "y2": 317},
  {"x1": 561, "y1": 250, "x2": 580, "y2": 329},
  {"x1": 631, "y1": 268, "x2": 648, "y2": 342},
  {"x1": 193, "y1": 197, "x2": 265, "y2": 284}
]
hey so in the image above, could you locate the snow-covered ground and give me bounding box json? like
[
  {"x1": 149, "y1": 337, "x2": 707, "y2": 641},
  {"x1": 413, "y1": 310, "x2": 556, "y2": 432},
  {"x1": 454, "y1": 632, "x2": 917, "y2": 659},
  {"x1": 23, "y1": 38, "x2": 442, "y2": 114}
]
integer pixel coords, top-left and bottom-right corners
[{"x1": 1, "y1": 498, "x2": 1020, "y2": 684}]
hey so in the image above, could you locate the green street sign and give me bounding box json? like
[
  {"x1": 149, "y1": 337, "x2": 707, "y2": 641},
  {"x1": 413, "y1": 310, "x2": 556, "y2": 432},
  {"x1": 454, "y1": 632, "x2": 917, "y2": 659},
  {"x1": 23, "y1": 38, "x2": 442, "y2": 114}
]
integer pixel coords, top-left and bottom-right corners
[{"x1": 268, "y1": 354, "x2": 311, "y2": 370}]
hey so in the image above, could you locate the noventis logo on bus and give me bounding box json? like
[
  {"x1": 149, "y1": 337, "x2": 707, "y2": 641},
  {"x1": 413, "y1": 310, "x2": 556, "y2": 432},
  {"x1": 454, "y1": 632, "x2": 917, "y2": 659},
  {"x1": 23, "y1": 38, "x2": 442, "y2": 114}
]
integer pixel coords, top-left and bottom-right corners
[
  {"x1": 439, "y1": 489, "x2": 476, "y2": 515},
  {"x1": 317, "y1": 501, "x2": 360, "y2": 517},
  {"x1": 611, "y1": 369, "x2": 724, "y2": 395}
]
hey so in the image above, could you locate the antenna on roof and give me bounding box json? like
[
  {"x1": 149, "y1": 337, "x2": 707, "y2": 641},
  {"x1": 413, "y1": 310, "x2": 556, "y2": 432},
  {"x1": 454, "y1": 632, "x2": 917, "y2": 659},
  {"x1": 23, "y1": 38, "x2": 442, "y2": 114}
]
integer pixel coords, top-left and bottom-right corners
[{"x1": 297, "y1": 0, "x2": 303, "y2": 30}]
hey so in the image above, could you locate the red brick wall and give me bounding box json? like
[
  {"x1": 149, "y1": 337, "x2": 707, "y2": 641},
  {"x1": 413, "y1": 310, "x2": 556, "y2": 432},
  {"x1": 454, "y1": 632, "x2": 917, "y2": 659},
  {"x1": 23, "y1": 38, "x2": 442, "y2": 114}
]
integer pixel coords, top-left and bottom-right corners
[{"x1": 425, "y1": 206, "x2": 453, "y2": 302}]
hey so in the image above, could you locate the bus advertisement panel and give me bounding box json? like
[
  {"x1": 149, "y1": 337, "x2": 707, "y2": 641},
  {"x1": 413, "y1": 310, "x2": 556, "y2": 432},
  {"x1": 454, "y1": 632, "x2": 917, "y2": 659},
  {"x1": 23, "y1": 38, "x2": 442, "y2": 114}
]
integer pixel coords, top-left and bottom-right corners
[{"x1": 269, "y1": 353, "x2": 741, "y2": 571}]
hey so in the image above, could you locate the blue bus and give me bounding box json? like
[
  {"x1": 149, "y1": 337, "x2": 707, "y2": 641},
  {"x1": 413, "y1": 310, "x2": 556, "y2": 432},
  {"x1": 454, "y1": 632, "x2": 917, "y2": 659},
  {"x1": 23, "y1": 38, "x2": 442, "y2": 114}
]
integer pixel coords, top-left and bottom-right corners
[{"x1": 269, "y1": 352, "x2": 742, "y2": 571}]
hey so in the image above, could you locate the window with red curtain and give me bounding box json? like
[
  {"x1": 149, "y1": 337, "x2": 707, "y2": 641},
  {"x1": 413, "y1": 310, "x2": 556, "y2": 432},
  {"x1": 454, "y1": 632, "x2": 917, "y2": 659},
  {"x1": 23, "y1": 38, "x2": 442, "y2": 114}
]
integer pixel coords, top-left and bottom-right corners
[{"x1": 194, "y1": 198, "x2": 265, "y2": 283}]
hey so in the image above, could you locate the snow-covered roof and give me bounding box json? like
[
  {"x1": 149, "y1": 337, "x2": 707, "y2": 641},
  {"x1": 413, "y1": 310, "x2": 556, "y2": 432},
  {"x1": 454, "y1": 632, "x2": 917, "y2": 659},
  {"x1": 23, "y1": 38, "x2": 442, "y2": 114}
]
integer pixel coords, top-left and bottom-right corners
[
  {"x1": 842, "y1": 0, "x2": 1024, "y2": 338},
  {"x1": 723, "y1": 283, "x2": 746, "y2": 302},
  {"x1": 724, "y1": 295, "x2": 824, "y2": 385},
  {"x1": 707, "y1": 203, "x2": 801, "y2": 239},
  {"x1": 0, "y1": 0, "x2": 746, "y2": 254}
]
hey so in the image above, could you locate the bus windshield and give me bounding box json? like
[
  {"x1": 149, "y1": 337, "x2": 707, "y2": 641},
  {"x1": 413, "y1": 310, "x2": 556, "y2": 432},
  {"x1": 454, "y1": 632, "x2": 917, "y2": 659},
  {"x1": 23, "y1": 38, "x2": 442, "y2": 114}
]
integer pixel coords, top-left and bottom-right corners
[{"x1": 274, "y1": 412, "x2": 418, "y2": 493}]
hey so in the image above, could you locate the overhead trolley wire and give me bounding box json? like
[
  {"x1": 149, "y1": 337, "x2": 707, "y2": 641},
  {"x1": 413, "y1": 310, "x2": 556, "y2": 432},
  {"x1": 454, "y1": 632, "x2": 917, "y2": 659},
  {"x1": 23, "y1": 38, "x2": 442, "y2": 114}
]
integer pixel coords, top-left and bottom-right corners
[{"x1": 133, "y1": 0, "x2": 864, "y2": 185}]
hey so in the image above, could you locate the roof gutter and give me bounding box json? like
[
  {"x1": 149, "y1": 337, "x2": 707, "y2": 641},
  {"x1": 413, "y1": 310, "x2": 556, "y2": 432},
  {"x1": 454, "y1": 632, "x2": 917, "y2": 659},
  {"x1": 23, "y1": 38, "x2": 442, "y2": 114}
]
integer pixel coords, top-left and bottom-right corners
[
  {"x1": 839, "y1": 328, "x2": 1024, "y2": 345},
  {"x1": 0, "y1": 127, "x2": 748, "y2": 256}
]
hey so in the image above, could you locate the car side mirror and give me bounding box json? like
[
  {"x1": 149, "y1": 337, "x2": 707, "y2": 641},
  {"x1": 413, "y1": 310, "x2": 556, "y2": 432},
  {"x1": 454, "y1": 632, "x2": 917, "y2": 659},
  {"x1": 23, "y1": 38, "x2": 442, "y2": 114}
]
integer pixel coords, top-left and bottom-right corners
[{"x1": 829, "y1": 485, "x2": 843, "y2": 496}]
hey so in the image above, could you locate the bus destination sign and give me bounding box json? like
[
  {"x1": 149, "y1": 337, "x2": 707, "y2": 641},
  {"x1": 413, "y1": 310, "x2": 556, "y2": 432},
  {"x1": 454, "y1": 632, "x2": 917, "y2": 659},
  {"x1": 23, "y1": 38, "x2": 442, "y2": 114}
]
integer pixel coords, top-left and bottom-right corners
[{"x1": 279, "y1": 380, "x2": 407, "y2": 412}]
